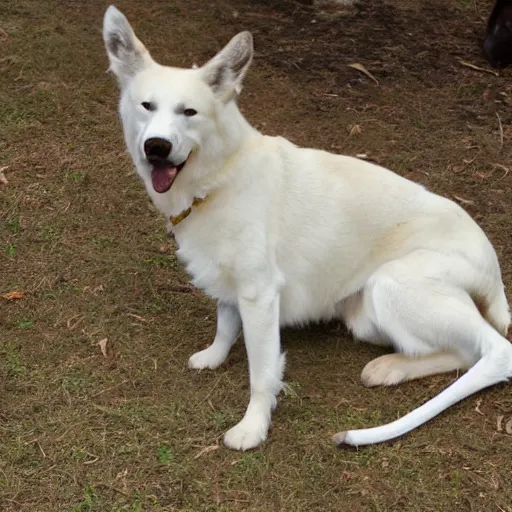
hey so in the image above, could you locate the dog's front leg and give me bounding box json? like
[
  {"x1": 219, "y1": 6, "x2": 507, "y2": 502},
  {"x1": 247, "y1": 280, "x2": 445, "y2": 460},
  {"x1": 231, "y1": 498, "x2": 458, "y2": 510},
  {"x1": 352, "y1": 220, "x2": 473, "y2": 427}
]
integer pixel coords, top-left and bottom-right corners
[
  {"x1": 188, "y1": 302, "x2": 241, "y2": 370},
  {"x1": 224, "y1": 289, "x2": 285, "y2": 451}
]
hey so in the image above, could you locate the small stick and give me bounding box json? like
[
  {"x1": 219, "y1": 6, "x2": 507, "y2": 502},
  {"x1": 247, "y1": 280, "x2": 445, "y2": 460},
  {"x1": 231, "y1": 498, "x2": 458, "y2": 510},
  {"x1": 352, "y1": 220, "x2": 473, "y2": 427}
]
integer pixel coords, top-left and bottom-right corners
[
  {"x1": 458, "y1": 60, "x2": 499, "y2": 76},
  {"x1": 496, "y1": 112, "x2": 504, "y2": 149}
]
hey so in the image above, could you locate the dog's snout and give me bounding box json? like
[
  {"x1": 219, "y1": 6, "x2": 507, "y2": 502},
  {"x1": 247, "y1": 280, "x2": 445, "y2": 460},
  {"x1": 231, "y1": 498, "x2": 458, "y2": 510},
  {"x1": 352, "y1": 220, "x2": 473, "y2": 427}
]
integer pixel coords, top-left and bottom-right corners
[{"x1": 144, "y1": 137, "x2": 173, "y2": 160}]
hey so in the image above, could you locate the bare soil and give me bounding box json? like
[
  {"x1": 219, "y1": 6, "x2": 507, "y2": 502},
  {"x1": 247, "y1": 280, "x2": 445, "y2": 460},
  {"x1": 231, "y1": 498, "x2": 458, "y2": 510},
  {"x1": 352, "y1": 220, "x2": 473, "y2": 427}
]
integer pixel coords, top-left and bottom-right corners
[{"x1": 1, "y1": 0, "x2": 512, "y2": 510}]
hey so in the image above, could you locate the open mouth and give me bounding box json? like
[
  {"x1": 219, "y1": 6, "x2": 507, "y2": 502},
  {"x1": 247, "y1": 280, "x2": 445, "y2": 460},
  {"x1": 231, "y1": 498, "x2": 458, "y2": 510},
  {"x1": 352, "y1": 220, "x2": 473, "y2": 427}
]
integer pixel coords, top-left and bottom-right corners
[{"x1": 149, "y1": 158, "x2": 187, "y2": 194}]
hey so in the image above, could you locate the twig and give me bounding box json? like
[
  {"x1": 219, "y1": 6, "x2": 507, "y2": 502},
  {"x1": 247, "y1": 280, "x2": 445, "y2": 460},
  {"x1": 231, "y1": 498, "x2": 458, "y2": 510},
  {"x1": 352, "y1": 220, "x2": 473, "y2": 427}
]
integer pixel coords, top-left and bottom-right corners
[
  {"x1": 496, "y1": 112, "x2": 504, "y2": 149},
  {"x1": 94, "y1": 483, "x2": 129, "y2": 497},
  {"x1": 126, "y1": 312, "x2": 148, "y2": 322},
  {"x1": 458, "y1": 60, "x2": 499, "y2": 76},
  {"x1": 194, "y1": 444, "x2": 219, "y2": 459},
  {"x1": 91, "y1": 379, "x2": 129, "y2": 398},
  {"x1": 492, "y1": 163, "x2": 509, "y2": 181}
]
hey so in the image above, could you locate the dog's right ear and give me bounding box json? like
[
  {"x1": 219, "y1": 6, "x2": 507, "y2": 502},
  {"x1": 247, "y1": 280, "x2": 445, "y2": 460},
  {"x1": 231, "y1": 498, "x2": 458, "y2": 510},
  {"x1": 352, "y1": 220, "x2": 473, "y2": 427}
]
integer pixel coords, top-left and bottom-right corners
[
  {"x1": 103, "y1": 5, "x2": 154, "y2": 87},
  {"x1": 200, "y1": 31, "x2": 254, "y2": 101}
]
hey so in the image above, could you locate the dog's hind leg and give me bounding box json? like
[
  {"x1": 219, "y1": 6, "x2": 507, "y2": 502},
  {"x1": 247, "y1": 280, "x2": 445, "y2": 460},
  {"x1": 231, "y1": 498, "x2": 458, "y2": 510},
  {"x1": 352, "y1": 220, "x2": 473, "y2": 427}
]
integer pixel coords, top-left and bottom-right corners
[
  {"x1": 360, "y1": 352, "x2": 468, "y2": 387},
  {"x1": 333, "y1": 255, "x2": 512, "y2": 447},
  {"x1": 338, "y1": 292, "x2": 392, "y2": 347},
  {"x1": 188, "y1": 302, "x2": 241, "y2": 370}
]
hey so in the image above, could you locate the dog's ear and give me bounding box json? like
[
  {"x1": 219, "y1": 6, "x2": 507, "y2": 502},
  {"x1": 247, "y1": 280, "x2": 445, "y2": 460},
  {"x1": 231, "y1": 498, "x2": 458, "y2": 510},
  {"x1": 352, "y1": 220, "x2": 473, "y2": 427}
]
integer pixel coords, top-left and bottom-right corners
[
  {"x1": 200, "y1": 31, "x2": 253, "y2": 101},
  {"x1": 103, "y1": 5, "x2": 154, "y2": 87}
]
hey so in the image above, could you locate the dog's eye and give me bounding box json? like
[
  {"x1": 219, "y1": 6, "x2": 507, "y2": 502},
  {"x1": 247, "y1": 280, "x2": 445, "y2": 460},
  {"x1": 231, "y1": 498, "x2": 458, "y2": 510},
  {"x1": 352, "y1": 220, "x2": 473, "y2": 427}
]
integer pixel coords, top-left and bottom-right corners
[
  {"x1": 141, "y1": 101, "x2": 154, "y2": 111},
  {"x1": 183, "y1": 108, "x2": 197, "y2": 117}
]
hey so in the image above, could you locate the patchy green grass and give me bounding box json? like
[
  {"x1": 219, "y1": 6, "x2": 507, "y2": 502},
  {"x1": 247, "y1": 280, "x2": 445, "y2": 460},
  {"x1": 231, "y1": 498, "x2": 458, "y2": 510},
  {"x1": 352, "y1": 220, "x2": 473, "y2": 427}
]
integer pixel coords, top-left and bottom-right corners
[
  {"x1": 1, "y1": 343, "x2": 27, "y2": 377},
  {"x1": 4, "y1": 243, "x2": 16, "y2": 256}
]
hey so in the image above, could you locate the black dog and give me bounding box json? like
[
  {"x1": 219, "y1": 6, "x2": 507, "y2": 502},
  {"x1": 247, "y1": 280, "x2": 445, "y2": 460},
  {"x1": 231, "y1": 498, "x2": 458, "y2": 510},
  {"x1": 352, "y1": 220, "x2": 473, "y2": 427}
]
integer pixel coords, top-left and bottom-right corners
[{"x1": 484, "y1": 0, "x2": 512, "y2": 68}]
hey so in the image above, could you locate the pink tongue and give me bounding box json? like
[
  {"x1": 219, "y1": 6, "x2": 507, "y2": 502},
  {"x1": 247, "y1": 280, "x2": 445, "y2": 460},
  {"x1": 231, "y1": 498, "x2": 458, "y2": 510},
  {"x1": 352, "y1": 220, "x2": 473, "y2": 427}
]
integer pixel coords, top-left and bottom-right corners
[{"x1": 151, "y1": 166, "x2": 178, "y2": 193}]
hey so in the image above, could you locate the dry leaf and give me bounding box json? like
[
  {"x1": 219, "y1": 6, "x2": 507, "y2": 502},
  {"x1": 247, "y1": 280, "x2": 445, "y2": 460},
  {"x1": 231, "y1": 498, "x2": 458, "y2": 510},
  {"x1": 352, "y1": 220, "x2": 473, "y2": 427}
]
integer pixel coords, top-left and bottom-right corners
[
  {"x1": 348, "y1": 63, "x2": 379, "y2": 85},
  {"x1": 348, "y1": 124, "x2": 362, "y2": 136},
  {"x1": 98, "y1": 338, "x2": 108, "y2": 357},
  {"x1": 0, "y1": 166, "x2": 8, "y2": 186},
  {"x1": 497, "y1": 415, "x2": 512, "y2": 434},
  {"x1": 474, "y1": 399, "x2": 483, "y2": 415},
  {"x1": 1, "y1": 290, "x2": 25, "y2": 300},
  {"x1": 194, "y1": 444, "x2": 219, "y2": 459},
  {"x1": 356, "y1": 153, "x2": 369, "y2": 159}
]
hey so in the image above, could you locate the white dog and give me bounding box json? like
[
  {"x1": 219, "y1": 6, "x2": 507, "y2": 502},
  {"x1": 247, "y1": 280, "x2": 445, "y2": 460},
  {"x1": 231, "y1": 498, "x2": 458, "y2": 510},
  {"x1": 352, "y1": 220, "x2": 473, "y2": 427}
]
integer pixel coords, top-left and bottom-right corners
[{"x1": 103, "y1": 6, "x2": 512, "y2": 451}]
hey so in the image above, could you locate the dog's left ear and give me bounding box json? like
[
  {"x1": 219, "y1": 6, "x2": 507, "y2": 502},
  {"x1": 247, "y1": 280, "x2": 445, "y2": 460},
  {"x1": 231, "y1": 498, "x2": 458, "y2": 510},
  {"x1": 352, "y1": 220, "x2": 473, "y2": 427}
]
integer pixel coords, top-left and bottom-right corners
[
  {"x1": 103, "y1": 5, "x2": 154, "y2": 87},
  {"x1": 200, "y1": 31, "x2": 253, "y2": 101}
]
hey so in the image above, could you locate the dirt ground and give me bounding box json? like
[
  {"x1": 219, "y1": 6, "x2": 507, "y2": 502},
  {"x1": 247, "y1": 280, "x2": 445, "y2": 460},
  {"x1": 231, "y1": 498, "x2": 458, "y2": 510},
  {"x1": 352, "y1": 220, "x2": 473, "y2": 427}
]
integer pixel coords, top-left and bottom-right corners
[{"x1": 1, "y1": 0, "x2": 512, "y2": 510}]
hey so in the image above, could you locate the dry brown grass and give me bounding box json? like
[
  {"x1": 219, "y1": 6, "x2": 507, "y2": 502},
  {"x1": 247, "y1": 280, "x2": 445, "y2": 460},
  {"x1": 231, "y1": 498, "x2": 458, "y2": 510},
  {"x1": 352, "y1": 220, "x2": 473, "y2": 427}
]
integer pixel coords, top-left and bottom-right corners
[{"x1": 1, "y1": 0, "x2": 512, "y2": 510}]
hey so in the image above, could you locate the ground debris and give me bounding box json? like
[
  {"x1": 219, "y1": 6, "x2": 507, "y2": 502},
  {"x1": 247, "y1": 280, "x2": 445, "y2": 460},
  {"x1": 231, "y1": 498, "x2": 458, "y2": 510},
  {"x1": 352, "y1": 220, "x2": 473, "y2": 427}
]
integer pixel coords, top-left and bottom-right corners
[{"x1": 0, "y1": 290, "x2": 25, "y2": 300}]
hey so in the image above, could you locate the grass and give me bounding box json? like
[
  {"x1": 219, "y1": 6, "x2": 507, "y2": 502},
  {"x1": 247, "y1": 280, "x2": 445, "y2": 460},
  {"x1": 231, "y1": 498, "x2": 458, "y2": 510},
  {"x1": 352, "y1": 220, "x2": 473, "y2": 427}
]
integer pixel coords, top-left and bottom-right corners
[
  {"x1": 0, "y1": 0, "x2": 511, "y2": 511},
  {"x1": 4, "y1": 243, "x2": 16, "y2": 256},
  {"x1": 156, "y1": 444, "x2": 174, "y2": 464},
  {"x1": 147, "y1": 255, "x2": 179, "y2": 269},
  {"x1": 1, "y1": 343, "x2": 27, "y2": 377},
  {"x1": 17, "y1": 319, "x2": 33, "y2": 329}
]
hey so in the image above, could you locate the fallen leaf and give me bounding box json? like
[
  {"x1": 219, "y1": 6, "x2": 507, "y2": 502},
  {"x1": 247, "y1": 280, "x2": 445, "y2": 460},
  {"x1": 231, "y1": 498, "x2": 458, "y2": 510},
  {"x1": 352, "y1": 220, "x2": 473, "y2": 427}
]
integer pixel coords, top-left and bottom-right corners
[
  {"x1": 348, "y1": 124, "x2": 362, "y2": 136},
  {"x1": 0, "y1": 165, "x2": 8, "y2": 185},
  {"x1": 98, "y1": 338, "x2": 108, "y2": 357},
  {"x1": 348, "y1": 63, "x2": 379, "y2": 85},
  {"x1": 497, "y1": 415, "x2": 504, "y2": 432},
  {"x1": 194, "y1": 444, "x2": 219, "y2": 459},
  {"x1": 1, "y1": 290, "x2": 25, "y2": 300},
  {"x1": 506, "y1": 418, "x2": 512, "y2": 435},
  {"x1": 474, "y1": 399, "x2": 483, "y2": 415}
]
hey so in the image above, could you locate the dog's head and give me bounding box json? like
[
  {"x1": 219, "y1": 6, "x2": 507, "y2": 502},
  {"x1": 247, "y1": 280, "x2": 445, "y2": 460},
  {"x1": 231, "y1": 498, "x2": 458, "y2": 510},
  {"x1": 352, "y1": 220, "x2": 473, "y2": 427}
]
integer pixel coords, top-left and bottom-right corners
[{"x1": 103, "y1": 6, "x2": 253, "y2": 195}]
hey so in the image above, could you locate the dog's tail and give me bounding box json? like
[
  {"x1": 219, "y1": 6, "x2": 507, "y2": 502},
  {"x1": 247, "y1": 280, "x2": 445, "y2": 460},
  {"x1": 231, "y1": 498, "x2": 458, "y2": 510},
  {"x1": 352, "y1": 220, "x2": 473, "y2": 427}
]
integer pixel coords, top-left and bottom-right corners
[{"x1": 333, "y1": 319, "x2": 512, "y2": 447}]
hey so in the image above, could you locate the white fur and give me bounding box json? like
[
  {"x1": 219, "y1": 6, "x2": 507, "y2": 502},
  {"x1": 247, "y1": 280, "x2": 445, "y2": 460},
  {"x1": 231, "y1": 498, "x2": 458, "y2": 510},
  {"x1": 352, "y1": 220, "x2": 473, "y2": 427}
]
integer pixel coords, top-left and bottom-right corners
[{"x1": 103, "y1": 6, "x2": 512, "y2": 451}]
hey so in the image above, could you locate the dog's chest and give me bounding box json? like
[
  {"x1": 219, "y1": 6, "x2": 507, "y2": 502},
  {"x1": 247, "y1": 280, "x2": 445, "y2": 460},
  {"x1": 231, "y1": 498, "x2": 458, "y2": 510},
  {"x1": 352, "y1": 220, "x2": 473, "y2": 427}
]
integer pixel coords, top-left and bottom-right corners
[{"x1": 174, "y1": 230, "x2": 237, "y2": 302}]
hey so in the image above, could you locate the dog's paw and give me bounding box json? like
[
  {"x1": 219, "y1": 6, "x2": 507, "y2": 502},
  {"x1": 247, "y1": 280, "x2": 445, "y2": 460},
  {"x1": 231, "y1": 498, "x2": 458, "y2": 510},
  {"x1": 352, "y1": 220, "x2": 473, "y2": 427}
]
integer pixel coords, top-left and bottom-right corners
[
  {"x1": 188, "y1": 345, "x2": 227, "y2": 370},
  {"x1": 224, "y1": 418, "x2": 267, "y2": 451},
  {"x1": 361, "y1": 354, "x2": 408, "y2": 387}
]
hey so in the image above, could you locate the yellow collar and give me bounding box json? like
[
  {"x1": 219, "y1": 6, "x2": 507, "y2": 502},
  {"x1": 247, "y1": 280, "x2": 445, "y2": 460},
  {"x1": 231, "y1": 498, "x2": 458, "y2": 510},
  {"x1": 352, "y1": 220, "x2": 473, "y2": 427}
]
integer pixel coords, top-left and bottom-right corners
[{"x1": 169, "y1": 197, "x2": 205, "y2": 226}]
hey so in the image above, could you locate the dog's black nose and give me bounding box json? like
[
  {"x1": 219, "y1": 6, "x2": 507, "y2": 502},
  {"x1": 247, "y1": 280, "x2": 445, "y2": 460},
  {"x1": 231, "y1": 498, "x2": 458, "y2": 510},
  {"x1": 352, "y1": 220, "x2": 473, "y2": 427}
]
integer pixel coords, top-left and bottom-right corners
[{"x1": 144, "y1": 137, "x2": 172, "y2": 160}]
